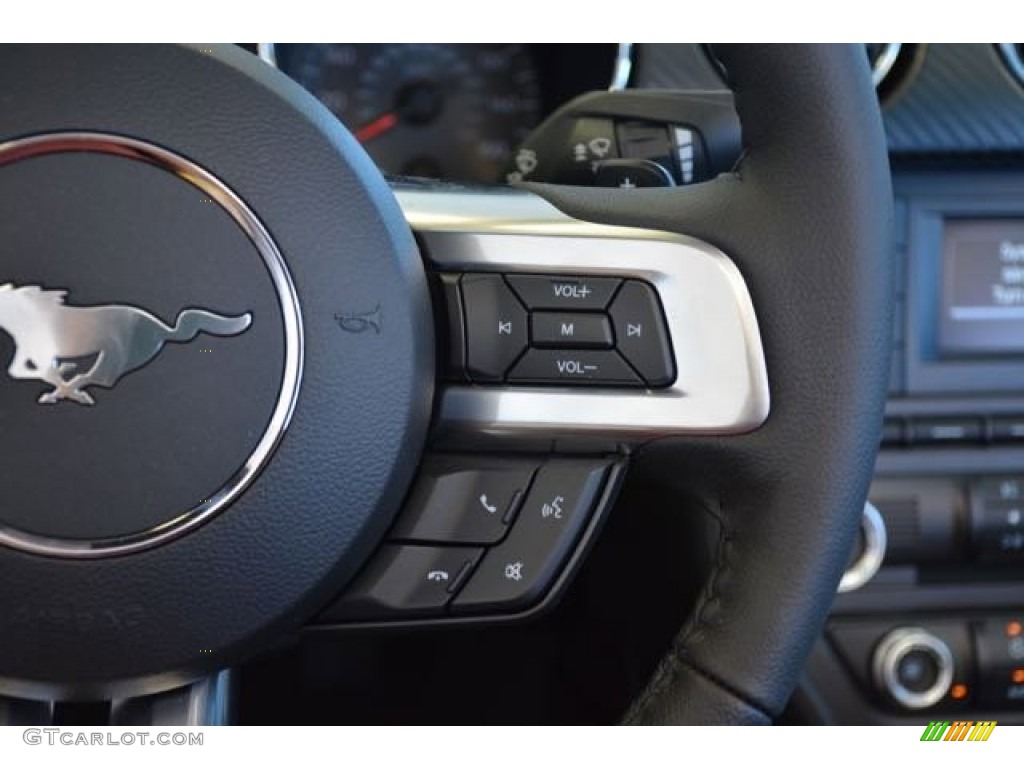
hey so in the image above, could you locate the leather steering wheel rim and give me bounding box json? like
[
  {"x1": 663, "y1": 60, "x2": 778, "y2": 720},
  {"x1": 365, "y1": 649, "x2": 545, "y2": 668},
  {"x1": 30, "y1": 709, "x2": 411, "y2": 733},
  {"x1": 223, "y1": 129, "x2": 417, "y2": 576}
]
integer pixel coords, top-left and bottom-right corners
[{"x1": 530, "y1": 44, "x2": 894, "y2": 724}]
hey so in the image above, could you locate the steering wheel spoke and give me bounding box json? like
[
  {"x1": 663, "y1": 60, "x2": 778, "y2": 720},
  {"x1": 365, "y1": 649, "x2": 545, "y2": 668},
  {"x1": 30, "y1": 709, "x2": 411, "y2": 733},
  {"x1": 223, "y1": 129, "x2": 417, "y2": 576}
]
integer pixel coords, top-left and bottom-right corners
[
  {"x1": 306, "y1": 184, "x2": 768, "y2": 630},
  {"x1": 405, "y1": 185, "x2": 769, "y2": 447}
]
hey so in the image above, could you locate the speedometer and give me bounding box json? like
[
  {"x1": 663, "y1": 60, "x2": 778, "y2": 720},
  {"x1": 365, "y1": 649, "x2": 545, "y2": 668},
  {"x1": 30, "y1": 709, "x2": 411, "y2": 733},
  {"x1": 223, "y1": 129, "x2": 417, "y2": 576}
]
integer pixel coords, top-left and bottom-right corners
[{"x1": 274, "y1": 44, "x2": 542, "y2": 183}]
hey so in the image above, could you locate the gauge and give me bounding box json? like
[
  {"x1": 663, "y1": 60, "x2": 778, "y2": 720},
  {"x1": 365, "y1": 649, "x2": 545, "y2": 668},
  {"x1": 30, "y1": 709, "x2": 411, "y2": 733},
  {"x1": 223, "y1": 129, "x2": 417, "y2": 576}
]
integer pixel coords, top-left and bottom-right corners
[{"x1": 274, "y1": 44, "x2": 542, "y2": 184}]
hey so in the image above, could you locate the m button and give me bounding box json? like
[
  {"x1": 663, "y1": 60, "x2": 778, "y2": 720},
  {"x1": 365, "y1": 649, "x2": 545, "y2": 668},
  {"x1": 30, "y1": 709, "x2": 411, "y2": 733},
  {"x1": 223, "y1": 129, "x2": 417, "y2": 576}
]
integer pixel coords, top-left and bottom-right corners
[{"x1": 531, "y1": 312, "x2": 613, "y2": 349}]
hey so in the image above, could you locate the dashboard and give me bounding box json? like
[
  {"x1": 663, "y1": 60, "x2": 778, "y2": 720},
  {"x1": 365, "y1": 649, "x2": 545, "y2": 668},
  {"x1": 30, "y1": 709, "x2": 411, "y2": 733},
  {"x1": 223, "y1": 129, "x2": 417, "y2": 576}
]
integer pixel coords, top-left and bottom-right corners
[
  {"x1": 243, "y1": 43, "x2": 1024, "y2": 725},
  {"x1": 258, "y1": 43, "x2": 626, "y2": 183},
  {"x1": 254, "y1": 43, "x2": 918, "y2": 187}
]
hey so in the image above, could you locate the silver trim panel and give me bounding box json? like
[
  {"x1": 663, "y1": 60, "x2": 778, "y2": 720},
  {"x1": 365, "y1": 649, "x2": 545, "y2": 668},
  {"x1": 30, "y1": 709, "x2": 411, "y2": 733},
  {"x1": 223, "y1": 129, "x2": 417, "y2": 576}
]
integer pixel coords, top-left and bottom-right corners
[
  {"x1": 872, "y1": 627, "x2": 954, "y2": 710},
  {"x1": 838, "y1": 501, "x2": 887, "y2": 593},
  {"x1": 397, "y1": 186, "x2": 769, "y2": 443},
  {"x1": 0, "y1": 133, "x2": 303, "y2": 558}
]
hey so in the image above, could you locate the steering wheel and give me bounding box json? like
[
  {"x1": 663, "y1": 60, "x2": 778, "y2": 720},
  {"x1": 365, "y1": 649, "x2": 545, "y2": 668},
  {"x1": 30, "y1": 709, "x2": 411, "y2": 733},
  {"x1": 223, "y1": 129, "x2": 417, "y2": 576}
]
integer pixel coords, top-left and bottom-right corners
[{"x1": 0, "y1": 44, "x2": 892, "y2": 724}]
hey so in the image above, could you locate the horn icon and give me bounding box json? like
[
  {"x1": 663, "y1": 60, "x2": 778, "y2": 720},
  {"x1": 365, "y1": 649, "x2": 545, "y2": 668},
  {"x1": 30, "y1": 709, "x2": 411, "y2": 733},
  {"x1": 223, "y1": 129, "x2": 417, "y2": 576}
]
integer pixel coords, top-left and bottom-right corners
[{"x1": 334, "y1": 304, "x2": 382, "y2": 335}]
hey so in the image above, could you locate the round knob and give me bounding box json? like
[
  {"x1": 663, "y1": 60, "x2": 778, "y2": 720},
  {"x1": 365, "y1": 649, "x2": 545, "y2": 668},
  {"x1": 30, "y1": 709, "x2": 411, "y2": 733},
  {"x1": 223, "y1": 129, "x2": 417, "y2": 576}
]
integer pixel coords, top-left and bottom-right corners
[{"x1": 872, "y1": 628, "x2": 954, "y2": 710}]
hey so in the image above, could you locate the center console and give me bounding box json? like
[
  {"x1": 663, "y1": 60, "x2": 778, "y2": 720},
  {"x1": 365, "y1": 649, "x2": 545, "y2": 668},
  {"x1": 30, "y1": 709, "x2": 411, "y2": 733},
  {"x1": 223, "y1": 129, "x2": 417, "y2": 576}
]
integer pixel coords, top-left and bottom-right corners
[{"x1": 807, "y1": 173, "x2": 1024, "y2": 724}]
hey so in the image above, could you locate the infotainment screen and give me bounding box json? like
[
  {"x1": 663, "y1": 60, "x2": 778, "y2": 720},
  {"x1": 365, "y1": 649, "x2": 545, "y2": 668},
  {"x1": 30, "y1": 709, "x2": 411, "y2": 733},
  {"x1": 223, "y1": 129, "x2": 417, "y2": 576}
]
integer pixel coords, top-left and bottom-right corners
[{"x1": 939, "y1": 219, "x2": 1024, "y2": 357}]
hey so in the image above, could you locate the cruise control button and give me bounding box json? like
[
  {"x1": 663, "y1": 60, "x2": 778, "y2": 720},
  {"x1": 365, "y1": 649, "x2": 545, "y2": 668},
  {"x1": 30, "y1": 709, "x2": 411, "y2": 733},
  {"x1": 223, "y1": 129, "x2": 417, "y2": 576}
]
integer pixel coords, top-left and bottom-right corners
[
  {"x1": 506, "y1": 274, "x2": 620, "y2": 311},
  {"x1": 391, "y1": 457, "x2": 537, "y2": 545},
  {"x1": 531, "y1": 312, "x2": 613, "y2": 349},
  {"x1": 461, "y1": 274, "x2": 528, "y2": 382},
  {"x1": 507, "y1": 349, "x2": 641, "y2": 386},
  {"x1": 608, "y1": 280, "x2": 675, "y2": 387},
  {"x1": 453, "y1": 460, "x2": 610, "y2": 613},
  {"x1": 318, "y1": 545, "x2": 482, "y2": 621}
]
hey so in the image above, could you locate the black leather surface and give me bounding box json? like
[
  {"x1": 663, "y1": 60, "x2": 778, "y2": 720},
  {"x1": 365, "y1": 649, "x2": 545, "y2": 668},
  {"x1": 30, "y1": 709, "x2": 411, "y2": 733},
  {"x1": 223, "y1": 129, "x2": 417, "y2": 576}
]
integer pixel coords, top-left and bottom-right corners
[
  {"x1": 624, "y1": 656, "x2": 770, "y2": 726},
  {"x1": 633, "y1": 44, "x2": 727, "y2": 90},
  {"x1": 528, "y1": 45, "x2": 893, "y2": 723}
]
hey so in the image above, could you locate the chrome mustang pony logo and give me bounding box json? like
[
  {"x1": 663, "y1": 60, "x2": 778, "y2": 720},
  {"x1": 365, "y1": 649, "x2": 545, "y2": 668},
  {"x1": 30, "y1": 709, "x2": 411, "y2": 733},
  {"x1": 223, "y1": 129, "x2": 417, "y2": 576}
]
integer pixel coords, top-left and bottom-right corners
[{"x1": 0, "y1": 284, "x2": 252, "y2": 405}]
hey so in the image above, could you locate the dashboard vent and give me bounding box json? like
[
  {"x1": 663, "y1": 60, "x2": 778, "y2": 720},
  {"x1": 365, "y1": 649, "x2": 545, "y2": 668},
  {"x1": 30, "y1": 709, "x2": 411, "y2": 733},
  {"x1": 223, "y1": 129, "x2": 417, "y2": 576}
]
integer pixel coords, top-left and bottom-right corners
[{"x1": 997, "y1": 43, "x2": 1024, "y2": 87}]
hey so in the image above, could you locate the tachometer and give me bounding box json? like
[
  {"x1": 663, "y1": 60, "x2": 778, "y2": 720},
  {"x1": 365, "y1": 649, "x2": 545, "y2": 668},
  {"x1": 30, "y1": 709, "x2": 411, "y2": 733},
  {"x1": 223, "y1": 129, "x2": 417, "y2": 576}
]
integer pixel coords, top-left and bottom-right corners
[{"x1": 274, "y1": 44, "x2": 542, "y2": 183}]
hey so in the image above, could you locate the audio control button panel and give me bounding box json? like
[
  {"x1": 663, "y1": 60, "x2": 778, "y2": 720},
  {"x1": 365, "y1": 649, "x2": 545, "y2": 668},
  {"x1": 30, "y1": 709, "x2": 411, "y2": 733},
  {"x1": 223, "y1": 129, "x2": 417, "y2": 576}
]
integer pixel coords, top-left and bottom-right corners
[{"x1": 441, "y1": 273, "x2": 675, "y2": 388}]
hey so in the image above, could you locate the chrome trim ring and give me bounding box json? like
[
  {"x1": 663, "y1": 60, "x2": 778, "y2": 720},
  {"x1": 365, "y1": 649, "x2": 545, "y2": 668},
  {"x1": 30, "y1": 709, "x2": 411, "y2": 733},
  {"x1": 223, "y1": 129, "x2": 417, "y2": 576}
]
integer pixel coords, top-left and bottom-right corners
[
  {"x1": 398, "y1": 186, "x2": 769, "y2": 443},
  {"x1": 0, "y1": 132, "x2": 303, "y2": 558},
  {"x1": 873, "y1": 628, "x2": 954, "y2": 710},
  {"x1": 838, "y1": 501, "x2": 887, "y2": 593},
  {"x1": 869, "y1": 43, "x2": 902, "y2": 89}
]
